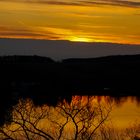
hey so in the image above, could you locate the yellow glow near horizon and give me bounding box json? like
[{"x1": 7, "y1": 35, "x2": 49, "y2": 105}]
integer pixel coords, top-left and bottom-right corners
[
  {"x1": 0, "y1": 0, "x2": 140, "y2": 44},
  {"x1": 69, "y1": 36, "x2": 93, "y2": 42}
]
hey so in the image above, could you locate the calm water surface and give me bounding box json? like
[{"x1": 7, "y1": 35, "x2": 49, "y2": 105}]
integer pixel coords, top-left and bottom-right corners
[
  {"x1": 1, "y1": 96, "x2": 140, "y2": 140},
  {"x1": 94, "y1": 96, "x2": 140, "y2": 129}
]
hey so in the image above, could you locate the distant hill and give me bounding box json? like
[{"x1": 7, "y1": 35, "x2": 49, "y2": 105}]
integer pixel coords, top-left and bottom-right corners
[
  {"x1": 61, "y1": 55, "x2": 140, "y2": 94},
  {"x1": 0, "y1": 55, "x2": 54, "y2": 64},
  {"x1": 0, "y1": 54, "x2": 140, "y2": 95},
  {"x1": 62, "y1": 54, "x2": 140, "y2": 64}
]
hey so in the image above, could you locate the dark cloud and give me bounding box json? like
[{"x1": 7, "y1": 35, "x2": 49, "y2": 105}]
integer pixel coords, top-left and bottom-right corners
[
  {"x1": 23, "y1": 0, "x2": 140, "y2": 8},
  {"x1": 0, "y1": 26, "x2": 62, "y2": 40},
  {"x1": 1, "y1": 0, "x2": 140, "y2": 8},
  {"x1": 79, "y1": 0, "x2": 140, "y2": 8},
  {"x1": 0, "y1": 32, "x2": 61, "y2": 40},
  {"x1": 0, "y1": 0, "x2": 83, "y2": 6},
  {"x1": 29, "y1": 0, "x2": 83, "y2": 6},
  {"x1": 0, "y1": 38, "x2": 140, "y2": 60}
]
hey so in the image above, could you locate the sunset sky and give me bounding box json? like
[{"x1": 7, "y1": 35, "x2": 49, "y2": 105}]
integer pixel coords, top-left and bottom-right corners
[{"x1": 0, "y1": 0, "x2": 140, "y2": 45}]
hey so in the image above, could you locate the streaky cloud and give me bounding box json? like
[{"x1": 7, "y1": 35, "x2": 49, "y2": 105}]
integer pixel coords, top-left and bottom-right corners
[
  {"x1": 80, "y1": 0, "x2": 140, "y2": 8},
  {"x1": 0, "y1": 0, "x2": 140, "y2": 8}
]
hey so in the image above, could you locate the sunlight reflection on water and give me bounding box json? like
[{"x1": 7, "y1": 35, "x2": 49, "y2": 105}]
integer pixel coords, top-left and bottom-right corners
[{"x1": 0, "y1": 96, "x2": 140, "y2": 140}]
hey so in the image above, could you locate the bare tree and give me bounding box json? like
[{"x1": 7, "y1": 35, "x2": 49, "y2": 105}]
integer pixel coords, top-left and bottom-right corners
[
  {"x1": 0, "y1": 96, "x2": 112, "y2": 140},
  {"x1": 0, "y1": 99, "x2": 54, "y2": 140},
  {"x1": 50, "y1": 96, "x2": 112, "y2": 140}
]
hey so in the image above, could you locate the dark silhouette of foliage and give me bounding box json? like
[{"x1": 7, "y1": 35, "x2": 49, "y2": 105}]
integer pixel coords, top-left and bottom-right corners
[{"x1": 0, "y1": 55, "x2": 140, "y2": 126}]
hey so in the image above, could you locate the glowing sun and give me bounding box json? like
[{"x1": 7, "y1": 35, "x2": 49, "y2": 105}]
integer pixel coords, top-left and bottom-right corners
[{"x1": 69, "y1": 37, "x2": 93, "y2": 42}]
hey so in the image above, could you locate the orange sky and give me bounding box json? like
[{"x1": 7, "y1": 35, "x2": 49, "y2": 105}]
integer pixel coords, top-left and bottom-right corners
[{"x1": 0, "y1": 0, "x2": 140, "y2": 44}]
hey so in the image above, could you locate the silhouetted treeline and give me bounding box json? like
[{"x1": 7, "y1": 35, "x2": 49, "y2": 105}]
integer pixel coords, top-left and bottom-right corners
[
  {"x1": 62, "y1": 55, "x2": 140, "y2": 95},
  {"x1": 0, "y1": 55, "x2": 54, "y2": 64},
  {"x1": 0, "y1": 55, "x2": 140, "y2": 125}
]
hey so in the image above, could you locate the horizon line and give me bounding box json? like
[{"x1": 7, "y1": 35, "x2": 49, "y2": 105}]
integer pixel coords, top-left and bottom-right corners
[{"x1": 0, "y1": 37, "x2": 140, "y2": 46}]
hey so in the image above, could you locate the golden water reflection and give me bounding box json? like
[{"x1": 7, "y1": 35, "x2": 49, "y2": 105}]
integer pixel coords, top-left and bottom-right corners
[
  {"x1": 93, "y1": 96, "x2": 140, "y2": 129},
  {"x1": 0, "y1": 96, "x2": 140, "y2": 140}
]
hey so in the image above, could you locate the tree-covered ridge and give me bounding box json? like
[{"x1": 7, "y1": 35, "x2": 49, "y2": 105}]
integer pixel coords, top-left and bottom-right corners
[{"x1": 0, "y1": 55, "x2": 54, "y2": 64}]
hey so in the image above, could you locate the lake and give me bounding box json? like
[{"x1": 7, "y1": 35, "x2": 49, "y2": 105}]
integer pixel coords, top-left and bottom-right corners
[{"x1": 0, "y1": 95, "x2": 140, "y2": 140}]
